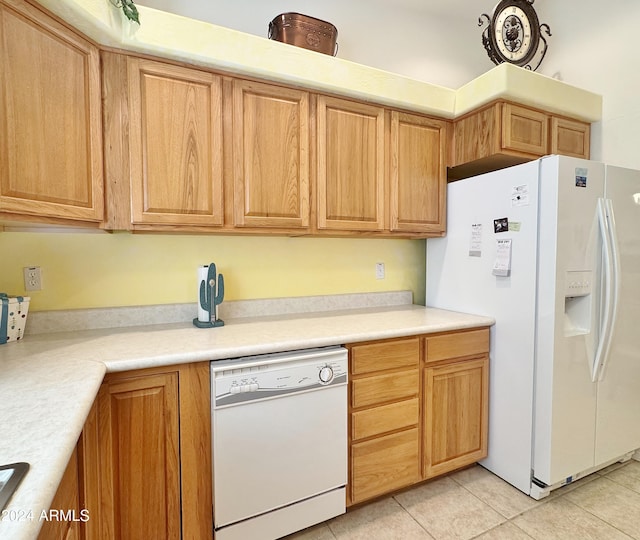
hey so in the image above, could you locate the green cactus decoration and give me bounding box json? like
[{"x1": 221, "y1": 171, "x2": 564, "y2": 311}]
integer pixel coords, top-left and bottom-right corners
[{"x1": 193, "y1": 263, "x2": 225, "y2": 328}]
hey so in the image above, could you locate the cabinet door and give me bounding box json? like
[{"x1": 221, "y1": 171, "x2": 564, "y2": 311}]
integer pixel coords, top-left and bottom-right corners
[
  {"x1": 551, "y1": 116, "x2": 590, "y2": 159},
  {"x1": 316, "y1": 96, "x2": 385, "y2": 231},
  {"x1": 97, "y1": 372, "x2": 181, "y2": 539},
  {"x1": 232, "y1": 80, "x2": 310, "y2": 229},
  {"x1": 128, "y1": 58, "x2": 223, "y2": 226},
  {"x1": 423, "y1": 357, "x2": 489, "y2": 479},
  {"x1": 37, "y1": 448, "x2": 81, "y2": 540},
  {"x1": 80, "y1": 363, "x2": 211, "y2": 540},
  {"x1": 502, "y1": 103, "x2": 548, "y2": 156},
  {"x1": 0, "y1": 0, "x2": 103, "y2": 222},
  {"x1": 390, "y1": 112, "x2": 447, "y2": 233}
]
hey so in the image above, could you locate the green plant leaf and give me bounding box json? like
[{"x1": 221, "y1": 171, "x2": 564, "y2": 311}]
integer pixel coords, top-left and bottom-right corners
[{"x1": 121, "y1": 0, "x2": 140, "y2": 24}]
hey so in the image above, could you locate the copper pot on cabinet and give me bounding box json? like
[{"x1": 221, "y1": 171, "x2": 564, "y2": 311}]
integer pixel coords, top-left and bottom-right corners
[{"x1": 268, "y1": 13, "x2": 338, "y2": 56}]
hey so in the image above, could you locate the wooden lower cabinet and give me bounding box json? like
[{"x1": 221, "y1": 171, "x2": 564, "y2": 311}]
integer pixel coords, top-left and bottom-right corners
[
  {"x1": 351, "y1": 428, "x2": 420, "y2": 503},
  {"x1": 38, "y1": 448, "x2": 82, "y2": 540},
  {"x1": 351, "y1": 398, "x2": 419, "y2": 440},
  {"x1": 347, "y1": 338, "x2": 420, "y2": 506},
  {"x1": 423, "y1": 329, "x2": 490, "y2": 479},
  {"x1": 43, "y1": 333, "x2": 488, "y2": 534},
  {"x1": 79, "y1": 362, "x2": 212, "y2": 540},
  {"x1": 423, "y1": 358, "x2": 489, "y2": 478},
  {"x1": 347, "y1": 328, "x2": 490, "y2": 506},
  {"x1": 97, "y1": 371, "x2": 181, "y2": 539}
]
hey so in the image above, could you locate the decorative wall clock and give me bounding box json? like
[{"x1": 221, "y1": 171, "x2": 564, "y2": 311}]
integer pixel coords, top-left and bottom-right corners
[{"x1": 479, "y1": 0, "x2": 551, "y2": 71}]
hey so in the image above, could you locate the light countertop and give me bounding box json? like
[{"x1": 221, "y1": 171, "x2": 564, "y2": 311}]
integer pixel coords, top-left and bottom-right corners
[
  {"x1": 33, "y1": 0, "x2": 602, "y2": 122},
  {"x1": 0, "y1": 355, "x2": 104, "y2": 540},
  {"x1": 0, "y1": 304, "x2": 493, "y2": 539}
]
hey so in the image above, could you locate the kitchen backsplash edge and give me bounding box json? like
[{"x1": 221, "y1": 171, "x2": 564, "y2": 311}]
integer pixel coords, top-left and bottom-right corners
[{"x1": 25, "y1": 291, "x2": 414, "y2": 335}]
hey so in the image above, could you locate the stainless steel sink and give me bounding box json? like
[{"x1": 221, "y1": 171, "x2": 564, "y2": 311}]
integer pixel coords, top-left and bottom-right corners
[{"x1": 0, "y1": 462, "x2": 29, "y2": 511}]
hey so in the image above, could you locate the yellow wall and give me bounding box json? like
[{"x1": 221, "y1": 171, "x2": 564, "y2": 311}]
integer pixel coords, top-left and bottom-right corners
[{"x1": 0, "y1": 231, "x2": 426, "y2": 311}]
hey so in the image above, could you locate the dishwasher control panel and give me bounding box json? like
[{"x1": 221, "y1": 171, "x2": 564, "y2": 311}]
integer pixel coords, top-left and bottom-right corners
[{"x1": 211, "y1": 347, "x2": 348, "y2": 407}]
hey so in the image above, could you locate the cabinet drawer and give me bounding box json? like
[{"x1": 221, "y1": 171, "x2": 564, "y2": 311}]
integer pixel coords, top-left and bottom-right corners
[
  {"x1": 352, "y1": 398, "x2": 419, "y2": 441},
  {"x1": 425, "y1": 329, "x2": 489, "y2": 363},
  {"x1": 351, "y1": 370, "x2": 418, "y2": 408},
  {"x1": 350, "y1": 338, "x2": 419, "y2": 375},
  {"x1": 350, "y1": 428, "x2": 420, "y2": 504}
]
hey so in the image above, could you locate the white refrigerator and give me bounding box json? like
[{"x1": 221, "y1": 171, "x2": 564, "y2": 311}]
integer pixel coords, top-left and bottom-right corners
[{"x1": 427, "y1": 155, "x2": 640, "y2": 499}]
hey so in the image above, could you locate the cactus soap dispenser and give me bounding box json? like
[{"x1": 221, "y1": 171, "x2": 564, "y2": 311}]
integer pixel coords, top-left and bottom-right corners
[{"x1": 194, "y1": 263, "x2": 225, "y2": 328}]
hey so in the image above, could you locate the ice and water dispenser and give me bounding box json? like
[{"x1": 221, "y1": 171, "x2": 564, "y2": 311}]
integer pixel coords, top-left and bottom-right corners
[{"x1": 564, "y1": 270, "x2": 593, "y2": 336}]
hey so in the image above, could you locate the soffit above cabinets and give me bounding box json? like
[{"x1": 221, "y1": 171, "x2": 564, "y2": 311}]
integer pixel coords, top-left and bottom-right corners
[{"x1": 33, "y1": 0, "x2": 601, "y2": 122}]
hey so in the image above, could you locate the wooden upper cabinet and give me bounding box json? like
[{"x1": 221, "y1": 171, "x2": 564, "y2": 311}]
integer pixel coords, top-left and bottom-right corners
[
  {"x1": 453, "y1": 101, "x2": 548, "y2": 165},
  {"x1": 452, "y1": 104, "x2": 499, "y2": 170},
  {"x1": 232, "y1": 80, "x2": 310, "y2": 229},
  {"x1": 316, "y1": 96, "x2": 385, "y2": 231},
  {"x1": 0, "y1": 0, "x2": 103, "y2": 223},
  {"x1": 127, "y1": 58, "x2": 223, "y2": 226},
  {"x1": 450, "y1": 100, "x2": 591, "y2": 180},
  {"x1": 502, "y1": 103, "x2": 548, "y2": 155},
  {"x1": 390, "y1": 112, "x2": 447, "y2": 234},
  {"x1": 551, "y1": 116, "x2": 590, "y2": 159}
]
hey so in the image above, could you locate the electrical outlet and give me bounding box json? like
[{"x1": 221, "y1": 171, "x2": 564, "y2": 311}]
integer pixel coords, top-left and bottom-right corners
[
  {"x1": 23, "y1": 266, "x2": 42, "y2": 291},
  {"x1": 375, "y1": 262, "x2": 385, "y2": 280}
]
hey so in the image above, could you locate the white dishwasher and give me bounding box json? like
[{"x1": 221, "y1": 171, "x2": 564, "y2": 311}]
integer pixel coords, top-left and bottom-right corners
[{"x1": 210, "y1": 346, "x2": 348, "y2": 540}]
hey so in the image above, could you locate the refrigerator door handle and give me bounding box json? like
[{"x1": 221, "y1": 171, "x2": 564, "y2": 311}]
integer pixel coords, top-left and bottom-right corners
[
  {"x1": 592, "y1": 198, "x2": 619, "y2": 382},
  {"x1": 597, "y1": 199, "x2": 621, "y2": 381}
]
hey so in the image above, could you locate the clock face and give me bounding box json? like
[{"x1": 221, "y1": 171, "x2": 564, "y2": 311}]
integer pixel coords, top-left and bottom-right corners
[{"x1": 490, "y1": 0, "x2": 540, "y2": 66}]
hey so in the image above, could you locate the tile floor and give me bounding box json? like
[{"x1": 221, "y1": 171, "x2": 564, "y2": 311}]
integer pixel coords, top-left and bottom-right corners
[{"x1": 285, "y1": 459, "x2": 640, "y2": 540}]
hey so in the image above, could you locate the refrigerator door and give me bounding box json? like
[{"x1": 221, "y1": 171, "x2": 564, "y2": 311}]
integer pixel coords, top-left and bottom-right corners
[
  {"x1": 427, "y1": 160, "x2": 540, "y2": 494},
  {"x1": 595, "y1": 165, "x2": 640, "y2": 464},
  {"x1": 533, "y1": 156, "x2": 606, "y2": 486}
]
